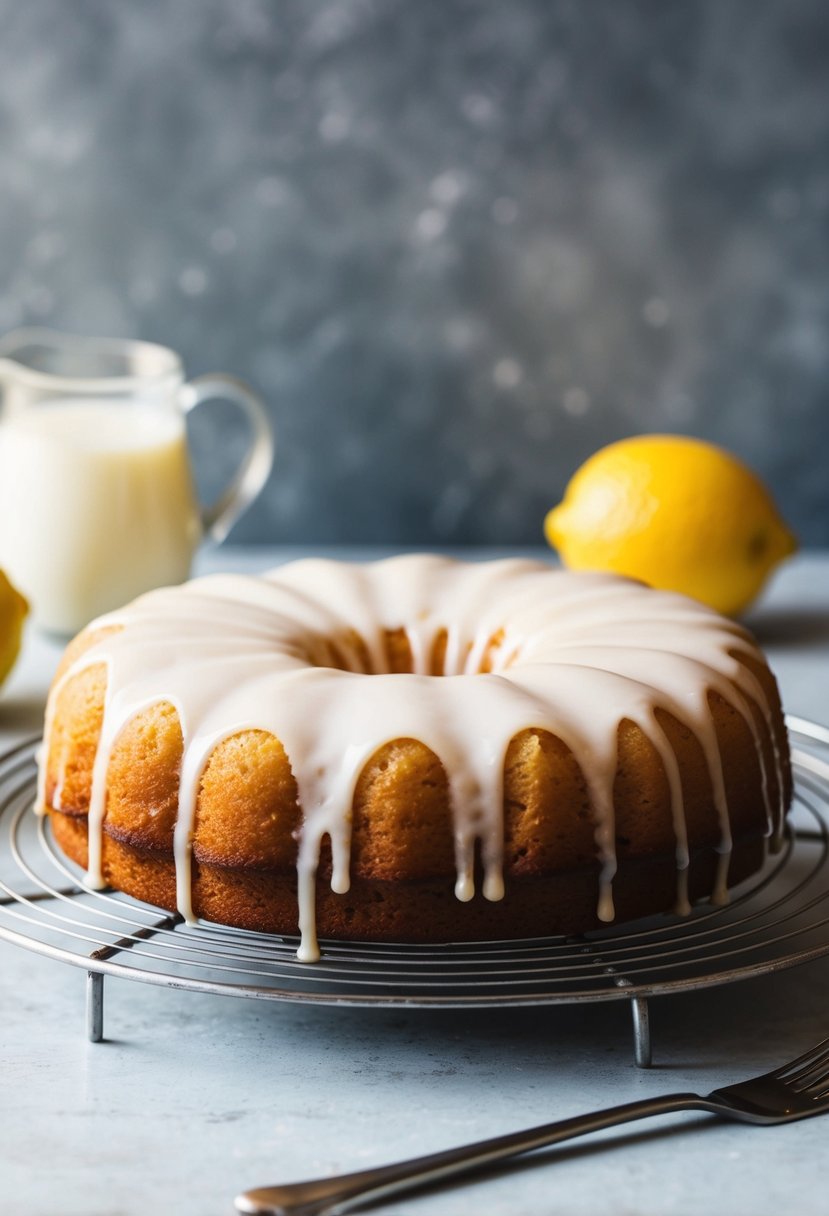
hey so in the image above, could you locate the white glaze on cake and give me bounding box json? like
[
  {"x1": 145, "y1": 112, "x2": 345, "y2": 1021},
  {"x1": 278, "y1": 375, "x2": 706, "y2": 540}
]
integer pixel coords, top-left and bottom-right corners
[{"x1": 36, "y1": 555, "x2": 786, "y2": 961}]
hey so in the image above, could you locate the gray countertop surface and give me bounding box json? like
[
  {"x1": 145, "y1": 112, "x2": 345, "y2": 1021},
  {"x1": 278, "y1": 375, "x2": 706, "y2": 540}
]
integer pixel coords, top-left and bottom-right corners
[{"x1": 2, "y1": 548, "x2": 828, "y2": 1216}]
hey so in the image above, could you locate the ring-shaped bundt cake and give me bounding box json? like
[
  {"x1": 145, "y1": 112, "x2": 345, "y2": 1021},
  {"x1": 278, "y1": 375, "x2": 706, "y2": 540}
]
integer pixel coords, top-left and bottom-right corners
[{"x1": 39, "y1": 555, "x2": 790, "y2": 961}]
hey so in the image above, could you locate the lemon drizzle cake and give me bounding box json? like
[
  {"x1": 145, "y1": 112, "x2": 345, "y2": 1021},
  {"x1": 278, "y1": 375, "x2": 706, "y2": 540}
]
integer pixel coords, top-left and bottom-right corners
[{"x1": 38, "y1": 555, "x2": 790, "y2": 961}]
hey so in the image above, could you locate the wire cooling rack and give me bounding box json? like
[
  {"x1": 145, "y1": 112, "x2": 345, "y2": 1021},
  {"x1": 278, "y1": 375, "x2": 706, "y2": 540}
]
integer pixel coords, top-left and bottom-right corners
[{"x1": 2, "y1": 717, "x2": 829, "y2": 1067}]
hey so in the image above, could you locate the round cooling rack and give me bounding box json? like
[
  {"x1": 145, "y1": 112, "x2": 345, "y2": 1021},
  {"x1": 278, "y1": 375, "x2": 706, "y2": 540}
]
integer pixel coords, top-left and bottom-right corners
[{"x1": 2, "y1": 717, "x2": 829, "y2": 1067}]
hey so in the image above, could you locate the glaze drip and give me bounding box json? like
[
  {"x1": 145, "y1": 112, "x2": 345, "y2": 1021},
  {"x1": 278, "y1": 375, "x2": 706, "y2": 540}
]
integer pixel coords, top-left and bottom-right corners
[{"x1": 37, "y1": 555, "x2": 785, "y2": 961}]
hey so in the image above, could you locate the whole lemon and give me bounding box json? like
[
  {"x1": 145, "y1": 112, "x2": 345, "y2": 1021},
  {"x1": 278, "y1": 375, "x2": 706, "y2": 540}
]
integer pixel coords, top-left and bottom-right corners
[
  {"x1": 544, "y1": 435, "x2": 797, "y2": 616},
  {"x1": 0, "y1": 570, "x2": 28, "y2": 688}
]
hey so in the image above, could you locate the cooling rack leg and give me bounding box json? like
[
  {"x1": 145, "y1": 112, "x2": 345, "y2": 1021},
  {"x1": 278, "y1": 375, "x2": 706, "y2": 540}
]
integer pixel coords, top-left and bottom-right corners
[
  {"x1": 87, "y1": 971, "x2": 104, "y2": 1042},
  {"x1": 630, "y1": 996, "x2": 652, "y2": 1068}
]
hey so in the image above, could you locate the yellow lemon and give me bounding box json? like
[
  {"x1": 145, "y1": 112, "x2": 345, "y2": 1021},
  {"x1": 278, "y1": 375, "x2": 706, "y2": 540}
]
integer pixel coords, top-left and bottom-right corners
[
  {"x1": 544, "y1": 435, "x2": 797, "y2": 616},
  {"x1": 0, "y1": 569, "x2": 28, "y2": 688}
]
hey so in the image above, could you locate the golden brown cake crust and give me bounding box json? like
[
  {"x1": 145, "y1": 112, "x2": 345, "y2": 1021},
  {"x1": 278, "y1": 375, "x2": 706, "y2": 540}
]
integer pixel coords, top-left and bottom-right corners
[
  {"x1": 50, "y1": 809, "x2": 767, "y2": 942},
  {"x1": 43, "y1": 612, "x2": 791, "y2": 943}
]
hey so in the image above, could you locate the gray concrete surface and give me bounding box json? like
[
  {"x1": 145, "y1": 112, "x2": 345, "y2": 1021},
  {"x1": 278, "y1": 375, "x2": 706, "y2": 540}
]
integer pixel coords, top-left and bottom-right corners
[{"x1": 0, "y1": 1, "x2": 826, "y2": 544}]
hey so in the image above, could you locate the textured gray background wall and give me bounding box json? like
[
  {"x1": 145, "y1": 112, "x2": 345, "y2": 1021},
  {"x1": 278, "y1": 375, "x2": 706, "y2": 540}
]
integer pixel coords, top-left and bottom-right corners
[{"x1": 0, "y1": 0, "x2": 827, "y2": 545}]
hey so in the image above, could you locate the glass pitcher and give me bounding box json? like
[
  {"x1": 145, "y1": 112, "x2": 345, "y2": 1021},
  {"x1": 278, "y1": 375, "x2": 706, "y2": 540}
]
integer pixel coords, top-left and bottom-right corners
[{"x1": 0, "y1": 328, "x2": 274, "y2": 634}]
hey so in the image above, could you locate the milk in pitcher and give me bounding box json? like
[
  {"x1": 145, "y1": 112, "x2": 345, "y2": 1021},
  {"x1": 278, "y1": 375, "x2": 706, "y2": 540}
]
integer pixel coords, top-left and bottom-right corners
[{"x1": 0, "y1": 400, "x2": 202, "y2": 633}]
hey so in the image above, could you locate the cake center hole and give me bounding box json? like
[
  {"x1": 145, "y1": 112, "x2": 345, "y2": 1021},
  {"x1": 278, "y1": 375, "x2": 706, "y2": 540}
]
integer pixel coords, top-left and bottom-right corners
[{"x1": 311, "y1": 626, "x2": 510, "y2": 676}]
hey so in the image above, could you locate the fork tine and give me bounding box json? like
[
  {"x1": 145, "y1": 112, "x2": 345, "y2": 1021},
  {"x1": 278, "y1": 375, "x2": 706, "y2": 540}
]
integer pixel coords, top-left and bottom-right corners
[
  {"x1": 798, "y1": 1064, "x2": 829, "y2": 1097},
  {"x1": 771, "y1": 1036, "x2": 829, "y2": 1081},
  {"x1": 780, "y1": 1045, "x2": 829, "y2": 1088}
]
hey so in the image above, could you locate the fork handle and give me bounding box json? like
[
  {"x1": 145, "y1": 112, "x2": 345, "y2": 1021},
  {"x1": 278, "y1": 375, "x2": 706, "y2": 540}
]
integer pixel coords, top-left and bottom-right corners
[{"x1": 235, "y1": 1092, "x2": 718, "y2": 1215}]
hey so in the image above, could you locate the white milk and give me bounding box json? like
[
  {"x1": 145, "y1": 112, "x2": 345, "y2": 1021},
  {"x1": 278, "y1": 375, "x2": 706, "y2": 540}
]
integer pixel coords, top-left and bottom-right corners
[{"x1": 0, "y1": 400, "x2": 202, "y2": 633}]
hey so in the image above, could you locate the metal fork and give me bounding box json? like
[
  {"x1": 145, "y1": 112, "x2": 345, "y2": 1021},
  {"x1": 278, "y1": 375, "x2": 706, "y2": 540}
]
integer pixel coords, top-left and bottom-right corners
[{"x1": 235, "y1": 1035, "x2": 829, "y2": 1216}]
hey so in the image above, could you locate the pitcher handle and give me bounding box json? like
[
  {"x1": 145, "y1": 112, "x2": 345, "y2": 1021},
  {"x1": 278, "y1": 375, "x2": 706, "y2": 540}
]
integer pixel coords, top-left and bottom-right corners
[{"x1": 179, "y1": 374, "x2": 274, "y2": 544}]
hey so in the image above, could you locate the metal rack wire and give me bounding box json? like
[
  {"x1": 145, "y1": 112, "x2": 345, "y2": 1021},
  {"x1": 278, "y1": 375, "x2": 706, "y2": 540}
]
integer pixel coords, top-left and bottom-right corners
[{"x1": 2, "y1": 717, "x2": 829, "y2": 1067}]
